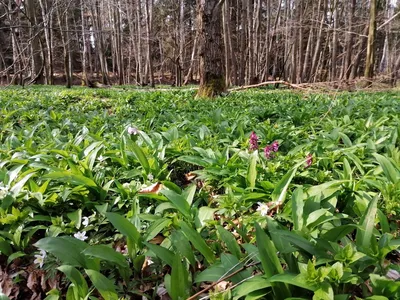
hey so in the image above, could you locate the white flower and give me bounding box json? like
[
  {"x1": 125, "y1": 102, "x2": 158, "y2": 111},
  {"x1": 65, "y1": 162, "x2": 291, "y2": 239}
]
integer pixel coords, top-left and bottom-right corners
[
  {"x1": 147, "y1": 173, "x2": 154, "y2": 181},
  {"x1": 97, "y1": 155, "x2": 105, "y2": 161},
  {"x1": 256, "y1": 202, "x2": 269, "y2": 216},
  {"x1": 123, "y1": 183, "x2": 130, "y2": 189},
  {"x1": 82, "y1": 217, "x2": 89, "y2": 227},
  {"x1": 127, "y1": 126, "x2": 138, "y2": 135},
  {"x1": 74, "y1": 231, "x2": 88, "y2": 241},
  {"x1": 0, "y1": 186, "x2": 9, "y2": 199},
  {"x1": 34, "y1": 250, "x2": 47, "y2": 268}
]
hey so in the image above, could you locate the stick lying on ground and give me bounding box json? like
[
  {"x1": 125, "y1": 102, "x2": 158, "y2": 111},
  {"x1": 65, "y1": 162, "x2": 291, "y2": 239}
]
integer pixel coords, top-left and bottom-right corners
[{"x1": 228, "y1": 80, "x2": 307, "y2": 91}]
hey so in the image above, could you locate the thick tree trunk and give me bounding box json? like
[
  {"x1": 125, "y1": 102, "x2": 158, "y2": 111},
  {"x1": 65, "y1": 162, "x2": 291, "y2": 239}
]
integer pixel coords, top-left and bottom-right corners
[{"x1": 197, "y1": 0, "x2": 226, "y2": 98}]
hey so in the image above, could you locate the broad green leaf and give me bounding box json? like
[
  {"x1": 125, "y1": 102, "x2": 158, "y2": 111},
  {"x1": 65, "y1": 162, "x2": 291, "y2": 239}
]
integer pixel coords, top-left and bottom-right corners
[
  {"x1": 195, "y1": 263, "x2": 226, "y2": 283},
  {"x1": 195, "y1": 207, "x2": 218, "y2": 229},
  {"x1": 356, "y1": 194, "x2": 378, "y2": 251},
  {"x1": 255, "y1": 223, "x2": 291, "y2": 300},
  {"x1": 43, "y1": 289, "x2": 60, "y2": 300},
  {"x1": 183, "y1": 184, "x2": 197, "y2": 206},
  {"x1": 269, "y1": 273, "x2": 318, "y2": 291},
  {"x1": 247, "y1": 150, "x2": 258, "y2": 189},
  {"x1": 271, "y1": 230, "x2": 322, "y2": 257},
  {"x1": 161, "y1": 189, "x2": 191, "y2": 220},
  {"x1": 170, "y1": 231, "x2": 196, "y2": 267},
  {"x1": 125, "y1": 137, "x2": 150, "y2": 174},
  {"x1": 180, "y1": 221, "x2": 216, "y2": 264},
  {"x1": 143, "y1": 218, "x2": 171, "y2": 241},
  {"x1": 106, "y1": 212, "x2": 141, "y2": 248},
  {"x1": 67, "y1": 209, "x2": 82, "y2": 229},
  {"x1": 271, "y1": 166, "x2": 298, "y2": 205},
  {"x1": 217, "y1": 225, "x2": 242, "y2": 259},
  {"x1": 145, "y1": 242, "x2": 175, "y2": 267},
  {"x1": 170, "y1": 255, "x2": 189, "y2": 300},
  {"x1": 178, "y1": 155, "x2": 210, "y2": 167},
  {"x1": 82, "y1": 245, "x2": 128, "y2": 268},
  {"x1": 85, "y1": 269, "x2": 118, "y2": 300},
  {"x1": 58, "y1": 265, "x2": 89, "y2": 299},
  {"x1": 373, "y1": 153, "x2": 399, "y2": 184},
  {"x1": 377, "y1": 209, "x2": 390, "y2": 234},
  {"x1": 7, "y1": 251, "x2": 25, "y2": 265},
  {"x1": 43, "y1": 171, "x2": 98, "y2": 188},
  {"x1": 233, "y1": 275, "x2": 271, "y2": 300},
  {"x1": 221, "y1": 253, "x2": 252, "y2": 284},
  {"x1": 292, "y1": 188, "x2": 304, "y2": 231},
  {"x1": 322, "y1": 225, "x2": 358, "y2": 242},
  {"x1": 35, "y1": 236, "x2": 88, "y2": 267}
]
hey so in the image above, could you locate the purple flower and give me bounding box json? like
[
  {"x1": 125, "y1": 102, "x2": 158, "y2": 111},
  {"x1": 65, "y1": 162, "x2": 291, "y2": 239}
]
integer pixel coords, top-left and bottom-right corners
[
  {"x1": 271, "y1": 140, "x2": 279, "y2": 152},
  {"x1": 127, "y1": 126, "x2": 138, "y2": 135},
  {"x1": 249, "y1": 131, "x2": 259, "y2": 151},
  {"x1": 264, "y1": 145, "x2": 272, "y2": 159},
  {"x1": 305, "y1": 154, "x2": 313, "y2": 168}
]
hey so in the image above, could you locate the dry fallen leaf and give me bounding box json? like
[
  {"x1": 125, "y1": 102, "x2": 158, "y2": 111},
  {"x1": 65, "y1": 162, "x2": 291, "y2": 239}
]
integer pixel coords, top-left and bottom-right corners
[{"x1": 139, "y1": 182, "x2": 163, "y2": 194}]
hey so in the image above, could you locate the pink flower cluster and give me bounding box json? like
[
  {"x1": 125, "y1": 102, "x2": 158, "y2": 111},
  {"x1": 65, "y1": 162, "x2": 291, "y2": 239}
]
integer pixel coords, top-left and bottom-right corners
[
  {"x1": 264, "y1": 140, "x2": 279, "y2": 159},
  {"x1": 249, "y1": 132, "x2": 279, "y2": 159},
  {"x1": 249, "y1": 131, "x2": 259, "y2": 150},
  {"x1": 305, "y1": 153, "x2": 313, "y2": 168}
]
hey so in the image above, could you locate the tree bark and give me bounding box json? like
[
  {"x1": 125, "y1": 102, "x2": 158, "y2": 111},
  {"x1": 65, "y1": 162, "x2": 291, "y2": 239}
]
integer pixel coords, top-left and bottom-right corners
[
  {"x1": 364, "y1": 0, "x2": 377, "y2": 87},
  {"x1": 197, "y1": 0, "x2": 226, "y2": 98},
  {"x1": 26, "y1": 0, "x2": 44, "y2": 84}
]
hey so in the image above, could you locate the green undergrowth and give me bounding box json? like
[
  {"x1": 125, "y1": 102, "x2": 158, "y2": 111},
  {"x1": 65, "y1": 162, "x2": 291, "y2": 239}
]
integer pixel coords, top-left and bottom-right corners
[{"x1": 0, "y1": 86, "x2": 399, "y2": 299}]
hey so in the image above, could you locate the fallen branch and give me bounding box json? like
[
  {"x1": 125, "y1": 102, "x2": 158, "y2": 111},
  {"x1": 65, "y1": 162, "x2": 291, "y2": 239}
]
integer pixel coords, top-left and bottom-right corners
[{"x1": 228, "y1": 80, "x2": 307, "y2": 92}]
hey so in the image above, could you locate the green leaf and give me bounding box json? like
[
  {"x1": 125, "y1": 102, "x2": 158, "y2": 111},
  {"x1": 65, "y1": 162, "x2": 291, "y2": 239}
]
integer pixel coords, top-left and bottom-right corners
[
  {"x1": 0, "y1": 239, "x2": 12, "y2": 256},
  {"x1": 233, "y1": 275, "x2": 271, "y2": 300},
  {"x1": 178, "y1": 155, "x2": 210, "y2": 167},
  {"x1": 125, "y1": 136, "x2": 150, "y2": 174},
  {"x1": 373, "y1": 153, "x2": 399, "y2": 184},
  {"x1": 43, "y1": 171, "x2": 98, "y2": 188},
  {"x1": 82, "y1": 245, "x2": 128, "y2": 268},
  {"x1": 143, "y1": 218, "x2": 171, "y2": 242},
  {"x1": 269, "y1": 273, "x2": 317, "y2": 291},
  {"x1": 170, "y1": 255, "x2": 189, "y2": 300},
  {"x1": 271, "y1": 166, "x2": 298, "y2": 205},
  {"x1": 35, "y1": 236, "x2": 88, "y2": 267},
  {"x1": 247, "y1": 150, "x2": 258, "y2": 189},
  {"x1": 292, "y1": 188, "x2": 304, "y2": 231},
  {"x1": 356, "y1": 194, "x2": 378, "y2": 251},
  {"x1": 106, "y1": 212, "x2": 142, "y2": 248},
  {"x1": 180, "y1": 221, "x2": 216, "y2": 264},
  {"x1": 145, "y1": 242, "x2": 175, "y2": 267},
  {"x1": 67, "y1": 209, "x2": 82, "y2": 229},
  {"x1": 161, "y1": 189, "x2": 191, "y2": 220},
  {"x1": 43, "y1": 289, "x2": 60, "y2": 300},
  {"x1": 255, "y1": 223, "x2": 291, "y2": 300},
  {"x1": 195, "y1": 263, "x2": 226, "y2": 283},
  {"x1": 221, "y1": 253, "x2": 252, "y2": 284},
  {"x1": 7, "y1": 251, "x2": 25, "y2": 265},
  {"x1": 322, "y1": 225, "x2": 358, "y2": 242},
  {"x1": 85, "y1": 269, "x2": 118, "y2": 300},
  {"x1": 217, "y1": 225, "x2": 242, "y2": 259},
  {"x1": 58, "y1": 265, "x2": 89, "y2": 299},
  {"x1": 377, "y1": 210, "x2": 390, "y2": 234},
  {"x1": 170, "y1": 231, "x2": 196, "y2": 267},
  {"x1": 271, "y1": 230, "x2": 321, "y2": 257}
]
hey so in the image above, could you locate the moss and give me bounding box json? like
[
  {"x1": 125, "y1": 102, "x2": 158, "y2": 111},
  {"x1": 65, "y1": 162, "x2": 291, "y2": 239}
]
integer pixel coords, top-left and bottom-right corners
[{"x1": 197, "y1": 75, "x2": 226, "y2": 98}]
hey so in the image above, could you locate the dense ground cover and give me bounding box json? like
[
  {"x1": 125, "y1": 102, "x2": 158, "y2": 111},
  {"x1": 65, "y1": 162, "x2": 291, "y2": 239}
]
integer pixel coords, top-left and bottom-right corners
[{"x1": 0, "y1": 87, "x2": 399, "y2": 300}]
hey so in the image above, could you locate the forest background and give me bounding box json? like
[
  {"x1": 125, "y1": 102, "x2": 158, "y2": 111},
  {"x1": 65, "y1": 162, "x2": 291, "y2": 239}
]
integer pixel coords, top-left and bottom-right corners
[{"x1": 0, "y1": 0, "x2": 400, "y2": 89}]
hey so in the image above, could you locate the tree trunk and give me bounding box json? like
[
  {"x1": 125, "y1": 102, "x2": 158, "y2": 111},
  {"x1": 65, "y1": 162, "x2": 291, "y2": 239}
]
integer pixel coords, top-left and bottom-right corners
[
  {"x1": 197, "y1": 0, "x2": 226, "y2": 98},
  {"x1": 26, "y1": 0, "x2": 43, "y2": 84},
  {"x1": 364, "y1": 0, "x2": 377, "y2": 87}
]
